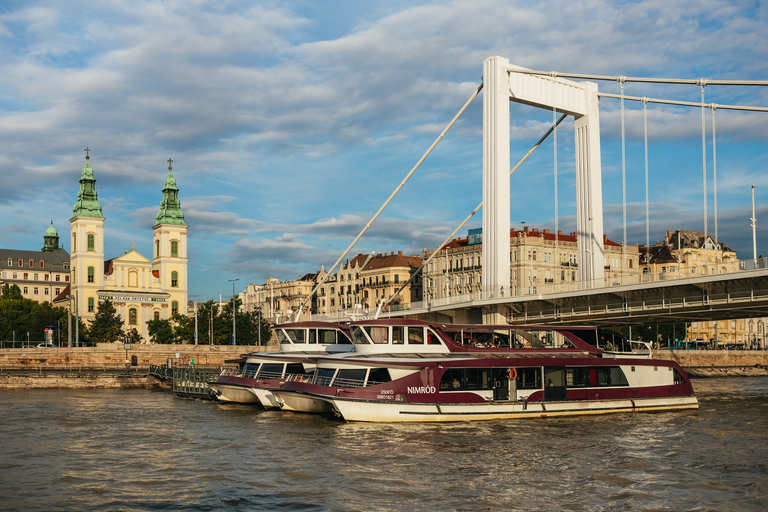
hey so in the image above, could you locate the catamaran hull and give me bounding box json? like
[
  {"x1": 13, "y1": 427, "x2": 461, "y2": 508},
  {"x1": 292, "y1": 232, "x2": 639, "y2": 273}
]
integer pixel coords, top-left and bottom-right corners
[
  {"x1": 330, "y1": 395, "x2": 699, "y2": 423},
  {"x1": 208, "y1": 383, "x2": 262, "y2": 404},
  {"x1": 250, "y1": 387, "x2": 281, "y2": 409},
  {"x1": 273, "y1": 391, "x2": 334, "y2": 414}
]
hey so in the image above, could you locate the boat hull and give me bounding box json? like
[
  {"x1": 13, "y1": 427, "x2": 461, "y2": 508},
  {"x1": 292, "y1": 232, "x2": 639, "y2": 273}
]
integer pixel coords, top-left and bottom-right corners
[
  {"x1": 330, "y1": 395, "x2": 699, "y2": 423},
  {"x1": 251, "y1": 387, "x2": 281, "y2": 409},
  {"x1": 273, "y1": 390, "x2": 334, "y2": 414},
  {"x1": 209, "y1": 383, "x2": 262, "y2": 404}
]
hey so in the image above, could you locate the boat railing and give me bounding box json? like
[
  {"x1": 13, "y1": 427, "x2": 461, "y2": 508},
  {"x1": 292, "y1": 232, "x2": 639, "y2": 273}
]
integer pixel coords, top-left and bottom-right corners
[{"x1": 256, "y1": 370, "x2": 283, "y2": 380}]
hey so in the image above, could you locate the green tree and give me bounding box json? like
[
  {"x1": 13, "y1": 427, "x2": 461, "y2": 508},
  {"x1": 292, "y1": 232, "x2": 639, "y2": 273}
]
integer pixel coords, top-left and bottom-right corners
[
  {"x1": 88, "y1": 299, "x2": 124, "y2": 344},
  {"x1": 147, "y1": 318, "x2": 176, "y2": 344},
  {"x1": 1, "y1": 283, "x2": 23, "y2": 300},
  {"x1": 171, "y1": 313, "x2": 194, "y2": 343},
  {"x1": 128, "y1": 327, "x2": 143, "y2": 344}
]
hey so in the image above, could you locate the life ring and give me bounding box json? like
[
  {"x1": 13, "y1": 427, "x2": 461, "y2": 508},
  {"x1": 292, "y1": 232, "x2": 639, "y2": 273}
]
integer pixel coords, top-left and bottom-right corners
[{"x1": 507, "y1": 368, "x2": 517, "y2": 380}]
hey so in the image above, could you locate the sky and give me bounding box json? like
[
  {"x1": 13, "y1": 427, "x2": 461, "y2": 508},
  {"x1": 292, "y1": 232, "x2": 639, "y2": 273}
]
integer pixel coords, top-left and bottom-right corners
[{"x1": 1, "y1": 0, "x2": 767, "y2": 302}]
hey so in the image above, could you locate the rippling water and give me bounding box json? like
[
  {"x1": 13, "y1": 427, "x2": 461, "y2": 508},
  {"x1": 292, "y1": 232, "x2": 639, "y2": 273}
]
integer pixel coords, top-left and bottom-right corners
[{"x1": 1, "y1": 378, "x2": 767, "y2": 511}]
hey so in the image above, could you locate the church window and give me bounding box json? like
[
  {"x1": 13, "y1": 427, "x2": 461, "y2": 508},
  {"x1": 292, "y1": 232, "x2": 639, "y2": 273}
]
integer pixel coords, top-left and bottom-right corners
[
  {"x1": 172, "y1": 301, "x2": 179, "y2": 315},
  {"x1": 154, "y1": 311, "x2": 160, "y2": 320},
  {"x1": 171, "y1": 240, "x2": 178, "y2": 258},
  {"x1": 72, "y1": 233, "x2": 76, "y2": 251},
  {"x1": 87, "y1": 234, "x2": 95, "y2": 252},
  {"x1": 171, "y1": 271, "x2": 178, "y2": 287},
  {"x1": 87, "y1": 266, "x2": 94, "y2": 283},
  {"x1": 155, "y1": 240, "x2": 160, "y2": 258},
  {"x1": 88, "y1": 297, "x2": 94, "y2": 312},
  {"x1": 129, "y1": 308, "x2": 137, "y2": 325}
]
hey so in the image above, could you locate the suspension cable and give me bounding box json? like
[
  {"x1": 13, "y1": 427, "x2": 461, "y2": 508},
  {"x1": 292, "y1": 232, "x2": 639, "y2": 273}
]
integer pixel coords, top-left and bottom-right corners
[
  {"x1": 553, "y1": 82, "x2": 559, "y2": 275},
  {"x1": 381, "y1": 114, "x2": 568, "y2": 310},
  {"x1": 701, "y1": 85, "x2": 708, "y2": 238},
  {"x1": 712, "y1": 106, "x2": 718, "y2": 246},
  {"x1": 620, "y1": 77, "x2": 627, "y2": 265},
  {"x1": 598, "y1": 92, "x2": 768, "y2": 112},
  {"x1": 644, "y1": 99, "x2": 650, "y2": 269},
  {"x1": 295, "y1": 81, "x2": 484, "y2": 320}
]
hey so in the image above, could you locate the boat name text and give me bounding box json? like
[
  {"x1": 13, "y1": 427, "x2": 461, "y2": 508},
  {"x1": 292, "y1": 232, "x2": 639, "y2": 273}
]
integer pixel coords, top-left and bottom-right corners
[{"x1": 407, "y1": 386, "x2": 436, "y2": 394}]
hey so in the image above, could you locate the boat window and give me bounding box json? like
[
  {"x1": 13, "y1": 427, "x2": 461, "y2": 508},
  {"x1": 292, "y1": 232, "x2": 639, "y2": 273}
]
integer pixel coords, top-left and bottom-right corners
[
  {"x1": 308, "y1": 329, "x2": 317, "y2": 344},
  {"x1": 426, "y1": 328, "x2": 441, "y2": 345},
  {"x1": 285, "y1": 363, "x2": 306, "y2": 375},
  {"x1": 334, "y1": 369, "x2": 367, "y2": 388},
  {"x1": 318, "y1": 329, "x2": 338, "y2": 344},
  {"x1": 566, "y1": 367, "x2": 629, "y2": 387},
  {"x1": 517, "y1": 368, "x2": 542, "y2": 390},
  {"x1": 365, "y1": 326, "x2": 389, "y2": 344},
  {"x1": 283, "y1": 328, "x2": 306, "y2": 344},
  {"x1": 440, "y1": 368, "x2": 492, "y2": 391},
  {"x1": 242, "y1": 363, "x2": 259, "y2": 378},
  {"x1": 258, "y1": 363, "x2": 284, "y2": 379},
  {"x1": 392, "y1": 326, "x2": 405, "y2": 344},
  {"x1": 673, "y1": 368, "x2": 685, "y2": 384},
  {"x1": 351, "y1": 326, "x2": 371, "y2": 345},
  {"x1": 314, "y1": 368, "x2": 336, "y2": 386},
  {"x1": 408, "y1": 327, "x2": 424, "y2": 345},
  {"x1": 367, "y1": 368, "x2": 391, "y2": 385}
]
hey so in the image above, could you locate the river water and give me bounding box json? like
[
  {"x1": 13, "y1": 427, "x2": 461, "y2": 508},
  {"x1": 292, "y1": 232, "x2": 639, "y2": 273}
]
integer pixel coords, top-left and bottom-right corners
[{"x1": 1, "y1": 377, "x2": 766, "y2": 511}]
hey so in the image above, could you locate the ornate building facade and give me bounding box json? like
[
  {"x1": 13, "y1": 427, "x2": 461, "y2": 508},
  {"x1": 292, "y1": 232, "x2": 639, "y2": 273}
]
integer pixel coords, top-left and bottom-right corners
[{"x1": 67, "y1": 154, "x2": 188, "y2": 341}]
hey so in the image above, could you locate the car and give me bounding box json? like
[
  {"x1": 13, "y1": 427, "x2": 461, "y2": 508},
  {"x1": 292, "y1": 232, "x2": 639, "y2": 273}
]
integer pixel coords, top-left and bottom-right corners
[{"x1": 36, "y1": 343, "x2": 58, "y2": 348}]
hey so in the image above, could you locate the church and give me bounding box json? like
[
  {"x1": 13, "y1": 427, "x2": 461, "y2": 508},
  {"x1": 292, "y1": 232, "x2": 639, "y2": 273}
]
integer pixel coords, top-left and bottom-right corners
[{"x1": 65, "y1": 152, "x2": 189, "y2": 342}]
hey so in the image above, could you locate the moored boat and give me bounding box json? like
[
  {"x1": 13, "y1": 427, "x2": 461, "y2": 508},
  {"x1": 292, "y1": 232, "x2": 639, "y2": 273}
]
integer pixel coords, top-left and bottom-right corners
[
  {"x1": 272, "y1": 319, "x2": 698, "y2": 422},
  {"x1": 208, "y1": 321, "x2": 353, "y2": 406}
]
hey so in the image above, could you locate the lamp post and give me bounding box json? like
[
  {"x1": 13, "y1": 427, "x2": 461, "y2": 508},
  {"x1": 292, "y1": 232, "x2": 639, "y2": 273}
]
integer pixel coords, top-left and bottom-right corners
[{"x1": 229, "y1": 279, "x2": 239, "y2": 345}]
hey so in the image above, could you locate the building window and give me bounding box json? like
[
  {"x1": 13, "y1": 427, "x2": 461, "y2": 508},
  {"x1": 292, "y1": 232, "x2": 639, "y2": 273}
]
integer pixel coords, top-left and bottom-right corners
[
  {"x1": 23, "y1": 273, "x2": 28, "y2": 279},
  {"x1": 87, "y1": 266, "x2": 94, "y2": 283},
  {"x1": 39, "y1": 260, "x2": 44, "y2": 268},
  {"x1": 34, "y1": 273, "x2": 38, "y2": 280},
  {"x1": 7, "y1": 258, "x2": 12, "y2": 266},
  {"x1": 55, "y1": 288, "x2": 60, "y2": 295},
  {"x1": 172, "y1": 301, "x2": 178, "y2": 315},
  {"x1": 129, "y1": 308, "x2": 137, "y2": 325},
  {"x1": 23, "y1": 287, "x2": 28, "y2": 294},
  {"x1": 18, "y1": 259, "x2": 23, "y2": 267},
  {"x1": 87, "y1": 234, "x2": 95, "y2": 252},
  {"x1": 155, "y1": 240, "x2": 160, "y2": 258},
  {"x1": 171, "y1": 240, "x2": 178, "y2": 258},
  {"x1": 154, "y1": 311, "x2": 160, "y2": 320},
  {"x1": 33, "y1": 287, "x2": 38, "y2": 295},
  {"x1": 44, "y1": 274, "x2": 49, "y2": 281},
  {"x1": 73, "y1": 233, "x2": 76, "y2": 251},
  {"x1": 171, "y1": 271, "x2": 178, "y2": 287},
  {"x1": 44, "y1": 288, "x2": 49, "y2": 295},
  {"x1": 65, "y1": 275, "x2": 70, "y2": 282},
  {"x1": 88, "y1": 297, "x2": 94, "y2": 312},
  {"x1": 55, "y1": 275, "x2": 60, "y2": 282},
  {"x1": 395, "y1": 274, "x2": 399, "y2": 283},
  {"x1": 29, "y1": 259, "x2": 34, "y2": 267}
]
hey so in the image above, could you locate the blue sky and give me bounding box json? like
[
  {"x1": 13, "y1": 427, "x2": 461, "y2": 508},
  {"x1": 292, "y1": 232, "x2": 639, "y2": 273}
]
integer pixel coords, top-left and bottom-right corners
[{"x1": 1, "y1": 0, "x2": 767, "y2": 301}]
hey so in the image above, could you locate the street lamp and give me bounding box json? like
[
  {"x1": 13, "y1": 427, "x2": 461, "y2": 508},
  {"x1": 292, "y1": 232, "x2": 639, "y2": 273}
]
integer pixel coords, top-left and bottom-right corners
[{"x1": 229, "y1": 279, "x2": 239, "y2": 345}]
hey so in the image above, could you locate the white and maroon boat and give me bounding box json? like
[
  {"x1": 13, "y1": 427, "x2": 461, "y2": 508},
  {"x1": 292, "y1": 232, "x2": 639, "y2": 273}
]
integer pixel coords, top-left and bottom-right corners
[
  {"x1": 272, "y1": 319, "x2": 698, "y2": 422},
  {"x1": 208, "y1": 321, "x2": 353, "y2": 406}
]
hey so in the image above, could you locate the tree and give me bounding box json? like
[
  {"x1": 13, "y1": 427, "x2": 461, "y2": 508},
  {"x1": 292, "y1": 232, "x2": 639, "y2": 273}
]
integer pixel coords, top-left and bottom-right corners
[
  {"x1": 88, "y1": 299, "x2": 124, "y2": 344},
  {"x1": 171, "y1": 312, "x2": 194, "y2": 343},
  {"x1": 128, "y1": 327, "x2": 143, "y2": 344},
  {"x1": 1, "y1": 283, "x2": 22, "y2": 301},
  {"x1": 147, "y1": 318, "x2": 176, "y2": 344}
]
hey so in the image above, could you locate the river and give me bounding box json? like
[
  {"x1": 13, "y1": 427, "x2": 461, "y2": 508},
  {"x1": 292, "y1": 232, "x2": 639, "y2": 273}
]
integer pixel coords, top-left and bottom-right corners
[{"x1": 0, "y1": 377, "x2": 766, "y2": 511}]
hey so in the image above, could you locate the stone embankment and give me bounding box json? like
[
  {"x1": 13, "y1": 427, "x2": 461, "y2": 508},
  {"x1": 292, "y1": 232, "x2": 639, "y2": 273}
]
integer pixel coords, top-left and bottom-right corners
[
  {"x1": 0, "y1": 343, "x2": 275, "y2": 390},
  {"x1": 654, "y1": 349, "x2": 768, "y2": 377}
]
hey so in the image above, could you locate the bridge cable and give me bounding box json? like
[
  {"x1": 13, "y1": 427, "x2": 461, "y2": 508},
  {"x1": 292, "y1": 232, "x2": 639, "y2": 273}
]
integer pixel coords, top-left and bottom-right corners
[
  {"x1": 379, "y1": 113, "x2": 568, "y2": 315},
  {"x1": 294, "y1": 82, "x2": 484, "y2": 320},
  {"x1": 620, "y1": 78, "x2": 627, "y2": 273},
  {"x1": 701, "y1": 83, "x2": 708, "y2": 240},
  {"x1": 598, "y1": 92, "x2": 768, "y2": 112},
  {"x1": 553, "y1": 82, "x2": 559, "y2": 280},
  {"x1": 644, "y1": 98, "x2": 650, "y2": 272},
  {"x1": 712, "y1": 106, "x2": 719, "y2": 247},
  {"x1": 508, "y1": 68, "x2": 768, "y2": 87}
]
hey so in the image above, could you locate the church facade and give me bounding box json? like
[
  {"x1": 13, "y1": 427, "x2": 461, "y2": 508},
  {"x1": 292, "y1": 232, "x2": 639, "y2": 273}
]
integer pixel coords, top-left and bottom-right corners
[{"x1": 69, "y1": 154, "x2": 188, "y2": 342}]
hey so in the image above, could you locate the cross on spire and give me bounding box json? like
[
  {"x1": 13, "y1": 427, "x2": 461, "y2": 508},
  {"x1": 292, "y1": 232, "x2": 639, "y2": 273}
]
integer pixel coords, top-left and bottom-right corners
[
  {"x1": 167, "y1": 158, "x2": 173, "y2": 170},
  {"x1": 131, "y1": 242, "x2": 135, "y2": 251},
  {"x1": 84, "y1": 147, "x2": 91, "y2": 160}
]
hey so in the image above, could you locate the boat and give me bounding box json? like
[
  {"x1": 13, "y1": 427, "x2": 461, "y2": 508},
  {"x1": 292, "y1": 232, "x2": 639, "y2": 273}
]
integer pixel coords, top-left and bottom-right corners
[
  {"x1": 208, "y1": 321, "x2": 353, "y2": 406},
  {"x1": 272, "y1": 319, "x2": 698, "y2": 422}
]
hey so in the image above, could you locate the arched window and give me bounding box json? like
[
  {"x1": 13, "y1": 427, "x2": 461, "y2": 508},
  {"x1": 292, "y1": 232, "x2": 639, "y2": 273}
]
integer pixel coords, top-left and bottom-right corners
[
  {"x1": 87, "y1": 233, "x2": 95, "y2": 252},
  {"x1": 172, "y1": 301, "x2": 178, "y2": 315},
  {"x1": 154, "y1": 310, "x2": 160, "y2": 320},
  {"x1": 171, "y1": 271, "x2": 178, "y2": 287},
  {"x1": 72, "y1": 233, "x2": 76, "y2": 251},
  {"x1": 171, "y1": 240, "x2": 178, "y2": 258},
  {"x1": 129, "y1": 308, "x2": 137, "y2": 325},
  {"x1": 155, "y1": 240, "x2": 160, "y2": 258},
  {"x1": 87, "y1": 266, "x2": 94, "y2": 283}
]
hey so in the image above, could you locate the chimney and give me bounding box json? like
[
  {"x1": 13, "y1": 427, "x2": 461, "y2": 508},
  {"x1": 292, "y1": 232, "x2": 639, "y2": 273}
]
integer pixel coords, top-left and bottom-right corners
[
  {"x1": 398, "y1": 251, "x2": 402, "y2": 256},
  {"x1": 523, "y1": 226, "x2": 529, "y2": 233},
  {"x1": 558, "y1": 230, "x2": 562, "y2": 235},
  {"x1": 666, "y1": 231, "x2": 674, "y2": 242},
  {"x1": 543, "y1": 229, "x2": 550, "y2": 234},
  {"x1": 603, "y1": 234, "x2": 607, "y2": 243}
]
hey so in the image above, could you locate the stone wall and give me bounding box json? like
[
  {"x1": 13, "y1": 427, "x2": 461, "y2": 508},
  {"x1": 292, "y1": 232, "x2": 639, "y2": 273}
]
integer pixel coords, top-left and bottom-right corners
[{"x1": 0, "y1": 343, "x2": 275, "y2": 370}]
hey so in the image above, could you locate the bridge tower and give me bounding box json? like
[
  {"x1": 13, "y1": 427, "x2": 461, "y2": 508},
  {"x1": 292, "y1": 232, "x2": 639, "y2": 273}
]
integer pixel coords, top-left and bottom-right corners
[{"x1": 482, "y1": 56, "x2": 604, "y2": 302}]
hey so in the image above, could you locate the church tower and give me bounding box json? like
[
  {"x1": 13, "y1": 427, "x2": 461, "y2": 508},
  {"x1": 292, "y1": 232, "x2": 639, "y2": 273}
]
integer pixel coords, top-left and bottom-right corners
[
  {"x1": 70, "y1": 148, "x2": 105, "y2": 323},
  {"x1": 152, "y1": 159, "x2": 188, "y2": 318},
  {"x1": 41, "y1": 221, "x2": 60, "y2": 252}
]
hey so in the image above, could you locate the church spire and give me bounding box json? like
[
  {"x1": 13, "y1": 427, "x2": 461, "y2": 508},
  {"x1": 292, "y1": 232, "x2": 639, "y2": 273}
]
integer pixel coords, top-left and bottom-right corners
[
  {"x1": 153, "y1": 158, "x2": 187, "y2": 227},
  {"x1": 70, "y1": 148, "x2": 104, "y2": 220},
  {"x1": 41, "y1": 220, "x2": 60, "y2": 252}
]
